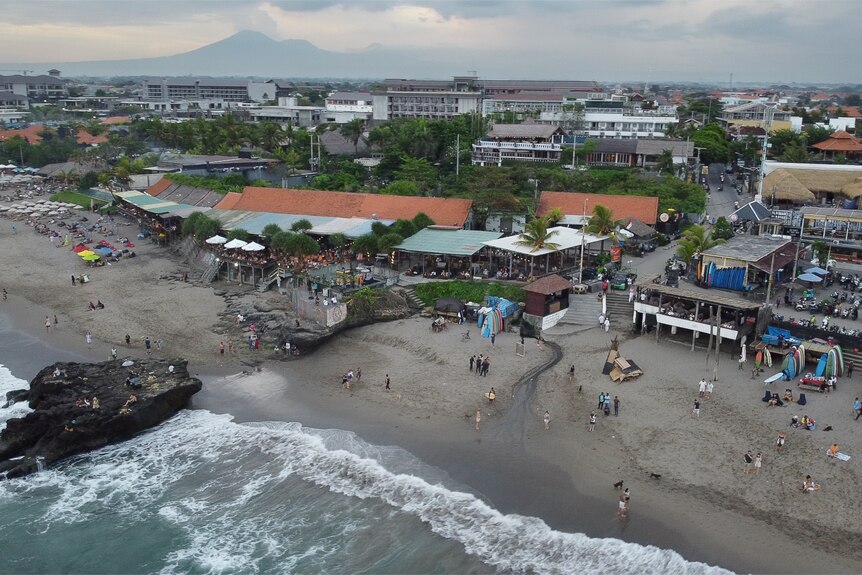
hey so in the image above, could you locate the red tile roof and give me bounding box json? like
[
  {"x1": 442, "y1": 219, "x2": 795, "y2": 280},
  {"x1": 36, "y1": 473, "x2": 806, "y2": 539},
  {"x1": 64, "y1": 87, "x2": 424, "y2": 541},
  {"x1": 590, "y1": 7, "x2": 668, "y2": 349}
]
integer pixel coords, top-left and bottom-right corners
[
  {"x1": 0, "y1": 125, "x2": 46, "y2": 144},
  {"x1": 76, "y1": 130, "x2": 109, "y2": 146},
  {"x1": 538, "y1": 191, "x2": 659, "y2": 225},
  {"x1": 215, "y1": 187, "x2": 473, "y2": 226},
  {"x1": 145, "y1": 178, "x2": 174, "y2": 197},
  {"x1": 811, "y1": 131, "x2": 862, "y2": 152}
]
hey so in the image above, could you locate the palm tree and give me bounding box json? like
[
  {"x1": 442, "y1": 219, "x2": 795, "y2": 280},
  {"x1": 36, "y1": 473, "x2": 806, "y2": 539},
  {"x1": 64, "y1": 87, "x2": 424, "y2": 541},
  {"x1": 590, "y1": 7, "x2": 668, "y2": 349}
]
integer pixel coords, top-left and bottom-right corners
[
  {"x1": 676, "y1": 225, "x2": 725, "y2": 263},
  {"x1": 545, "y1": 207, "x2": 565, "y2": 226},
  {"x1": 339, "y1": 119, "x2": 365, "y2": 155},
  {"x1": 656, "y1": 149, "x2": 675, "y2": 175},
  {"x1": 584, "y1": 204, "x2": 622, "y2": 237},
  {"x1": 515, "y1": 217, "x2": 560, "y2": 275}
]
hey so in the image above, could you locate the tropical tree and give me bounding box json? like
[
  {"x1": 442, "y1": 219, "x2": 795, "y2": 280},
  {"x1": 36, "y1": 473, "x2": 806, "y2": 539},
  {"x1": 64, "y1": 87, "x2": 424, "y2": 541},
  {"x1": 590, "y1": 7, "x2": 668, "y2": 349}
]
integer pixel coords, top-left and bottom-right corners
[
  {"x1": 291, "y1": 219, "x2": 313, "y2": 233},
  {"x1": 352, "y1": 233, "x2": 379, "y2": 258},
  {"x1": 339, "y1": 118, "x2": 365, "y2": 155},
  {"x1": 584, "y1": 204, "x2": 623, "y2": 237},
  {"x1": 781, "y1": 142, "x2": 811, "y2": 163},
  {"x1": 378, "y1": 232, "x2": 404, "y2": 252},
  {"x1": 262, "y1": 223, "x2": 282, "y2": 240},
  {"x1": 371, "y1": 221, "x2": 390, "y2": 236},
  {"x1": 811, "y1": 240, "x2": 829, "y2": 267},
  {"x1": 655, "y1": 149, "x2": 675, "y2": 175},
  {"x1": 515, "y1": 217, "x2": 560, "y2": 275},
  {"x1": 327, "y1": 232, "x2": 347, "y2": 249},
  {"x1": 711, "y1": 217, "x2": 734, "y2": 241},
  {"x1": 545, "y1": 207, "x2": 565, "y2": 226},
  {"x1": 228, "y1": 229, "x2": 250, "y2": 242},
  {"x1": 392, "y1": 219, "x2": 417, "y2": 238},
  {"x1": 676, "y1": 225, "x2": 725, "y2": 263},
  {"x1": 412, "y1": 212, "x2": 435, "y2": 230},
  {"x1": 282, "y1": 232, "x2": 320, "y2": 262}
]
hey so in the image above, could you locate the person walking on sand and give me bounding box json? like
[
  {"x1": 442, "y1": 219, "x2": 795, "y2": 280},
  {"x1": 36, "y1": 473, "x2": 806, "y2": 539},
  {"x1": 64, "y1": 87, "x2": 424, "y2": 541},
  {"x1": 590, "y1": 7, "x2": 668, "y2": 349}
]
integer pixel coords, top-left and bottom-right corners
[
  {"x1": 125, "y1": 333, "x2": 131, "y2": 347},
  {"x1": 698, "y1": 378, "x2": 706, "y2": 397},
  {"x1": 227, "y1": 339, "x2": 233, "y2": 354},
  {"x1": 776, "y1": 432, "x2": 785, "y2": 452},
  {"x1": 470, "y1": 355, "x2": 475, "y2": 372},
  {"x1": 385, "y1": 374, "x2": 390, "y2": 390},
  {"x1": 598, "y1": 392, "x2": 605, "y2": 410},
  {"x1": 85, "y1": 331, "x2": 92, "y2": 348},
  {"x1": 543, "y1": 410, "x2": 551, "y2": 430},
  {"x1": 692, "y1": 399, "x2": 701, "y2": 418},
  {"x1": 847, "y1": 361, "x2": 855, "y2": 378},
  {"x1": 706, "y1": 380, "x2": 714, "y2": 399},
  {"x1": 603, "y1": 317, "x2": 610, "y2": 332},
  {"x1": 487, "y1": 387, "x2": 496, "y2": 404},
  {"x1": 475, "y1": 354, "x2": 483, "y2": 376},
  {"x1": 71, "y1": 274, "x2": 76, "y2": 286},
  {"x1": 219, "y1": 341, "x2": 225, "y2": 355},
  {"x1": 356, "y1": 368, "x2": 361, "y2": 382},
  {"x1": 743, "y1": 450, "x2": 753, "y2": 474},
  {"x1": 144, "y1": 336, "x2": 152, "y2": 354},
  {"x1": 157, "y1": 337, "x2": 164, "y2": 351},
  {"x1": 754, "y1": 453, "x2": 763, "y2": 476},
  {"x1": 44, "y1": 316, "x2": 51, "y2": 333},
  {"x1": 475, "y1": 409, "x2": 481, "y2": 431},
  {"x1": 853, "y1": 397, "x2": 861, "y2": 420},
  {"x1": 490, "y1": 332, "x2": 496, "y2": 347},
  {"x1": 588, "y1": 411, "x2": 597, "y2": 432},
  {"x1": 618, "y1": 488, "x2": 630, "y2": 517},
  {"x1": 613, "y1": 395, "x2": 620, "y2": 416},
  {"x1": 53, "y1": 314, "x2": 58, "y2": 327},
  {"x1": 110, "y1": 347, "x2": 117, "y2": 360}
]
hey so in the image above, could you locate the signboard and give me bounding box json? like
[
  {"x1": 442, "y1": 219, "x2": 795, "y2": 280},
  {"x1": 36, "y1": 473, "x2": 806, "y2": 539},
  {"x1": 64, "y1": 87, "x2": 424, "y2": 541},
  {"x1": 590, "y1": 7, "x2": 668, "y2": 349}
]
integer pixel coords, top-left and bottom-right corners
[
  {"x1": 701, "y1": 166, "x2": 709, "y2": 175},
  {"x1": 611, "y1": 246, "x2": 622, "y2": 263}
]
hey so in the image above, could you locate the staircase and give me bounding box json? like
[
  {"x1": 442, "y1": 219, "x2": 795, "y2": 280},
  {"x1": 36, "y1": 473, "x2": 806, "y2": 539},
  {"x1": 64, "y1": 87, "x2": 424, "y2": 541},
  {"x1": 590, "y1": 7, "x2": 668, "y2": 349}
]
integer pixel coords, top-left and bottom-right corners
[
  {"x1": 604, "y1": 291, "x2": 635, "y2": 327},
  {"x1": 396, "y1": 286, "x2": 427, "y2": 310},
  {"x1": 199, "y1": 257, "x2": 222, "y2": 284},
  {"x1": 558, "y1": 294, "x2": 603, "y2": 327},
  {"x1": 258, "y1": 268, "x2": 286, "y2": 293}
]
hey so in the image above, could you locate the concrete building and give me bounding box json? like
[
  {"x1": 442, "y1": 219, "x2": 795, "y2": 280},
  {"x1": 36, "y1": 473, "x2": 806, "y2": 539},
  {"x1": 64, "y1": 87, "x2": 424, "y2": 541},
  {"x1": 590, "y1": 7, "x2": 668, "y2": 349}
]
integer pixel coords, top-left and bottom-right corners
[
  {"x1": 373, "y1": 76, "x2": 483, "y2": 121},
  {"x1": 720, "y1": 102, "x2": 800, "y2": 133},
  {"x1": 0, "y1": 74, "x2": 66, "y2": 101},
  {"x1": 585, "y1": 139, "x2": 694, "y2": 169},
  {"x1": 472, "y1": 124, "x2": 564, "y2": 166}
]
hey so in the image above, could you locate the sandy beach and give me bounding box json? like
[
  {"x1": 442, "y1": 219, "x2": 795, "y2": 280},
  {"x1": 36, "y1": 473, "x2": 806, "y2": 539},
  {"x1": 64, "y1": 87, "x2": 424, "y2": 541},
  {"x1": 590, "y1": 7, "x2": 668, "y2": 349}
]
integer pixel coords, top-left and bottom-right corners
[{"x1": 1, "y1": 209, "x2": 861, "y2": 574}]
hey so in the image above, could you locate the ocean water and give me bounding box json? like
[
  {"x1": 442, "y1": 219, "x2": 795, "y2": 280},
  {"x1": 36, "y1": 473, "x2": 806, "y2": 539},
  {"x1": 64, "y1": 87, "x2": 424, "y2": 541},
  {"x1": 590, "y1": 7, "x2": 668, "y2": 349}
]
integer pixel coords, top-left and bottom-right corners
[{"x1": 0, "y1": 365, "x2": 732, "y2": 575}]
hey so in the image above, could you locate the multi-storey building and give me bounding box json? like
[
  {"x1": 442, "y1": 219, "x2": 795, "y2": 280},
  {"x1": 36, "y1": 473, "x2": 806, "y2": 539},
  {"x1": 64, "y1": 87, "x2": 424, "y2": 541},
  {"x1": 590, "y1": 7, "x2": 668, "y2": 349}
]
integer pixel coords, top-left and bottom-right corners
[
  {"x1": 137, "y1": 77, "x2": 286, "y2": 112},
  {"x1": 372, "y1": 76, "x2": 483, "y2": 121},
  {"x1": 720, "y1": 102, "x2": 799, "y2": 133},
  {"x1": 472, "y1": 124, "x2": 564, "y2": 166},
  {"x1": 0, "y1": 74, "x2": 66, "y2": 101}
]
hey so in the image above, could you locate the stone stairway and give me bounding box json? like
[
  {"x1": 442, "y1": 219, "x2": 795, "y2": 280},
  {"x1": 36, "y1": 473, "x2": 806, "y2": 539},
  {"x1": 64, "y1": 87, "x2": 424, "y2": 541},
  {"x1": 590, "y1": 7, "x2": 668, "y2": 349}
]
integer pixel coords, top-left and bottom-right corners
[
  {"x1": 395, "y1": 286, "x2": 426, "y2": 311},
  {"x1": 258, "y1": 268, "x2": 286, "y2": 293},
  {"x1": 604, "y1": 291, "x2": 635, "y2": 327},
  {"x1": 558, "y1": 294, "x2": 603, "y2": 327}
]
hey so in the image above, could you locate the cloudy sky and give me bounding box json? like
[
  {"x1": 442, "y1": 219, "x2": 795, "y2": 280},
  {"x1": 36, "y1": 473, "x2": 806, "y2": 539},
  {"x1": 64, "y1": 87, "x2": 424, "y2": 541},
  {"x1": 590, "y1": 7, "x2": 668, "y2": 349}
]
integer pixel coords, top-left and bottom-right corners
[{"x1": 1, "y1": 0, "x2": 858, "y2": 83}]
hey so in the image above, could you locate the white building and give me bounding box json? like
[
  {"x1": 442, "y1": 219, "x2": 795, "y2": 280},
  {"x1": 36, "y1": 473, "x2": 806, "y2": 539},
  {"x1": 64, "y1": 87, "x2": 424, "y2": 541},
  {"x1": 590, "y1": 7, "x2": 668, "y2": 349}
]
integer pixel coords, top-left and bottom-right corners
[
  {"x1": 0, "y1": 74, "x2": 66, "y2": 101},
  {"x1": 372, "y1": 76, "x2": 484, "y2": 121},
  {"x1": 472, "y1": 124, "x2": 565, "y2": 166}
]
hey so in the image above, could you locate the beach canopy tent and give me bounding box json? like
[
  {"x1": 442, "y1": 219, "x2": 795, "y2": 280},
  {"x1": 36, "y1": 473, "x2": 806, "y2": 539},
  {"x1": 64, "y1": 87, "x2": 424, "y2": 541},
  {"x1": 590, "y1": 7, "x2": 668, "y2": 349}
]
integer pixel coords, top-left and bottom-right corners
[
  {"x1": 94, "y1": 247, "x2": 112, "y2": 256},
  {"x1": 797, "y1": 273, "x2": 823, "y2": 282},
  {"x1": 434, "y1": 297, "x2": 465, "y2": 315},
  {"x1": 804, "y1": 266, "x2": 828, "y2": 276},
  {"x1": 241, "y1": 241, "x2": 266, "y2": 252},
  {"x1": 205, "y1": 235, "x2": 227, "y2": 245},
  {"x1": 223, "y1": 238, "x2": 248, "y2": 249}
]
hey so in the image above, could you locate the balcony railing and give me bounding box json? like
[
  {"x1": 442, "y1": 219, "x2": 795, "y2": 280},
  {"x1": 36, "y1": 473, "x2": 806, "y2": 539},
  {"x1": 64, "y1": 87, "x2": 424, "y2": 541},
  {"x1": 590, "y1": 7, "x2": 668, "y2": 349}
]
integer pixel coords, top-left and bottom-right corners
[{"x1": 474, "y1": 140, "x2": 561, "y2": 151}]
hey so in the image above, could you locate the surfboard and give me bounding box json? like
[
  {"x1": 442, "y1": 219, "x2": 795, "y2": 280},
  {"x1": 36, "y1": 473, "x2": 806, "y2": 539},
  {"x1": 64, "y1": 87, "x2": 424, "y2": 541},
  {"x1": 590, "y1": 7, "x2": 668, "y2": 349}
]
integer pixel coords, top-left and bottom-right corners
[
  {"x1": 815, "y1": 353, "x2": 827, "y2": 377},
  {"x1": 826, "y1": 349, "x2": 836, "y2": 378},
  {"x1": 797, "y1": 345, "x2": 805, "y2": 371},
  {"x1": 756, "y1": 350, "x2": 763, "y2": 365},
  {"x1": 484, "y1": 392, "x2": 496, "y2": 401},
  {"x1": 765, "y1": 348, "x2": 773, "y2": 368},
  {"x1": 834, "y1": 345, "x2": 844, "y2": 376},
  {"x1": 764, "y1": 371, "x2": 786, "y2": 384}
]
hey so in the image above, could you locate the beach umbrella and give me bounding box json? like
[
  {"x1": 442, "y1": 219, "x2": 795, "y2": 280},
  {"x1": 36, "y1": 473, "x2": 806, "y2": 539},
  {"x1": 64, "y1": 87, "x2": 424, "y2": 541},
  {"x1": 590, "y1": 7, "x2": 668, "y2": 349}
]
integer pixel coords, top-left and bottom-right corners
[
  {"x1": 241, "y1": 241, "x2": 266, "y2": 252},
  {"x1": 804, "y1": 266, "x2": 828, "y2": 276},
  {"x1": 95, "y1": 247, "x2": 112, "y2": 256},
  {"x1": 47, "y1": 211, "x2": 59, "y2": 216},
  {"x1": 797, "y1": 273, "x2": 823, "y2": 283},
  {"x1": 205, "y1": 234, "x2": 228, "y2": 245},
  {"x1": 81, "y1": 254, "x2": 100, "y2": 261},
  {"x1": 72, "y1": 245, "x2": 88, "y2": 253},
  {"x1": 78, "y1": 250, "x2": 96, "y2": 257},
  {"x1": 224, "y1": 238, "x2": 248, "y2": 249}
]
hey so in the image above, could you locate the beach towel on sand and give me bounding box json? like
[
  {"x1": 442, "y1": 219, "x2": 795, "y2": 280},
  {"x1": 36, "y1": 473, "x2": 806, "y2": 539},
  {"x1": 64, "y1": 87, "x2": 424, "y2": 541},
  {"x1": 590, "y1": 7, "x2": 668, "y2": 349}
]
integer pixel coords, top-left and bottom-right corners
[{"x1": 828, "y1": 450, "x2": 851, "y2": 461}]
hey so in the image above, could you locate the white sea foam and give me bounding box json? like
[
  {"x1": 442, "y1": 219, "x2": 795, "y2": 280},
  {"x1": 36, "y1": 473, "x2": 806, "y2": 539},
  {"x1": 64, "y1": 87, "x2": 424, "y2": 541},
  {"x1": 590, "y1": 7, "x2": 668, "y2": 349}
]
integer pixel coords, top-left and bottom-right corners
[
  {"x1": 3, "y1": 406, "x2": 734, "y2": 574},
  {"x1": 0, "y1": 363, "x2": 31, "y2": 432}
]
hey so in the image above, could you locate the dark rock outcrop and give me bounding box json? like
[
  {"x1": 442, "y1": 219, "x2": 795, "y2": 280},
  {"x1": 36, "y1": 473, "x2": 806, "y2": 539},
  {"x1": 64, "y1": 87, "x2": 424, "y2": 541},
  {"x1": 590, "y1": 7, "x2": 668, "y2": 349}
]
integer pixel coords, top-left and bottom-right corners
[{"x1": 0, "y1": 358, "x2": 202, "y2": 480}]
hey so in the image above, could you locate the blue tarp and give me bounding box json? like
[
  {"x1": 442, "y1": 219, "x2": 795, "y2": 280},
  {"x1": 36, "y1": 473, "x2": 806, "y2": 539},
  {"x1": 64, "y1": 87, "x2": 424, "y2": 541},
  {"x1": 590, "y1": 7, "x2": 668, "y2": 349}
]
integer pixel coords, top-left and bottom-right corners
[{"x1": 486, "y1": 296, "x2": 519, "y2": 318}]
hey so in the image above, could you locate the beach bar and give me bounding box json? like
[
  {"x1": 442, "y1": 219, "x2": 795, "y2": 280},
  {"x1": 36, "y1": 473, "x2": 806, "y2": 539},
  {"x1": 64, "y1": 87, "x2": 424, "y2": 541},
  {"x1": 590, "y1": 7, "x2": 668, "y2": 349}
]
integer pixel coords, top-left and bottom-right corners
[
  {"x1": 395, "y1": 227, "x2": 503, "y2": 279},
  {"x1": 523, "y1": 274, "x2": 573, "y2": 330}
]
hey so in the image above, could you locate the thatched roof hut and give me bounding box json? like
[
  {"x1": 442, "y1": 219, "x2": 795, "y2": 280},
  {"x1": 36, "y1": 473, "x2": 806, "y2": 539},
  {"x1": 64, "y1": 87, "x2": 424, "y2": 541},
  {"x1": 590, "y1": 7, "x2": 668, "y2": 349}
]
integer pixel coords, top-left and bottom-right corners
[{"x1": 763, "y1": 168, "x2": 862, "y2": 203}]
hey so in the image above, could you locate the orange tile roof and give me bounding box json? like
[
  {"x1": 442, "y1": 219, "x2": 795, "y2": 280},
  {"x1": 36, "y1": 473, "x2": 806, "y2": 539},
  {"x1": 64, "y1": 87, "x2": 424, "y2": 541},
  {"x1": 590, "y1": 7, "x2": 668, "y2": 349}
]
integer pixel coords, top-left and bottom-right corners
[
  {"x1": 99, "y1": 116, "x2": 131, "y2": 125},
  {"x1": 145, "y1": 178, "x2": 174, "y2": 197},
  {"x1": 76, "y1": 130, "x2": 109, "y2": 146},
  {"x1": 811, "y1": 131, "x2": 862, "y2": 152},
  {"x1": 214, "y1": 188, "x2": 473, "y2": 226},
  {"x1": 215, "y1": 192, "x2": 244, "y2": 211},
  {"x1": 0, "y1": 125, "x2": 46, "y2": 144},
  {"x1": 538, "y1": 191, "x2": 659, "y2": 225}
]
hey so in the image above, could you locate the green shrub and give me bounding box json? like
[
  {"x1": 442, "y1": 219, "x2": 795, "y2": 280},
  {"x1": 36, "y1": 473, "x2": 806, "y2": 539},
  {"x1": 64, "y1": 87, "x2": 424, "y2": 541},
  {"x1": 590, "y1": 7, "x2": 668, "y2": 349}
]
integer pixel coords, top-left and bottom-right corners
[{"x1": 414, "y1": 281, "x2": 525, "y2": 306}]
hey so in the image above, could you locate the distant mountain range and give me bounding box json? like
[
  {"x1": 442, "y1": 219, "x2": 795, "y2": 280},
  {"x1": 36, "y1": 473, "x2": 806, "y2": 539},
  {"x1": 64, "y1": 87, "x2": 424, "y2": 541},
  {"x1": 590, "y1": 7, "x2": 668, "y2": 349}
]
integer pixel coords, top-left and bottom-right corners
[{"x1": 2, "y1": 31, "x2": 457, "y2": 79}]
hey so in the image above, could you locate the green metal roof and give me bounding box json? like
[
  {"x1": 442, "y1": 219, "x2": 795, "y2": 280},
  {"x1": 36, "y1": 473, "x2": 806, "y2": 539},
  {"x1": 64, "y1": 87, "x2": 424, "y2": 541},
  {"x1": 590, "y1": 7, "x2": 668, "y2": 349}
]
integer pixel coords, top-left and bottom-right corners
[{"x1": 396, "y1": 228, "x2": 503, "y2": 256}]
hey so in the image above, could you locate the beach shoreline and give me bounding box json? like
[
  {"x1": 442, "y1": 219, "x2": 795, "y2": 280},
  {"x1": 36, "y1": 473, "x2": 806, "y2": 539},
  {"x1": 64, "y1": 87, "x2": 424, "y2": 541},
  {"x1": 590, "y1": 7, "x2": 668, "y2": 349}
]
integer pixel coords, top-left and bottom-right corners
[{"x1": 1, "y1": 219, "x2": 860, "y2": 574}]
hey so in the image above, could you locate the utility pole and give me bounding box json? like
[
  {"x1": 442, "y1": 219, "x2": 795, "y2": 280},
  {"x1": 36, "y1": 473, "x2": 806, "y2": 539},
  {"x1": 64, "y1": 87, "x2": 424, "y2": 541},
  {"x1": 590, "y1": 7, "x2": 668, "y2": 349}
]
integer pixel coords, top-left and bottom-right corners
[
  {"x1": 755, "y1": 106, "x2": 775, "y2": 203},
  {"x1": 578, "y1": 198, "x2": 588, "y2": 283},
  {"x1": 455, "y1": 133, "x2": 460, "y2": 178}
]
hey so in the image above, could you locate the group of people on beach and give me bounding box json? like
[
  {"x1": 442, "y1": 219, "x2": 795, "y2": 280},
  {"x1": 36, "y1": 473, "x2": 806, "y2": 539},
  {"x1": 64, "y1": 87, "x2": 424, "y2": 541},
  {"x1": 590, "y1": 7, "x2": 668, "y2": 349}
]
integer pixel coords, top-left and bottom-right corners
[
  {"x1": 341, "y1": 368, "x2": 361, "y2": 390},
  {"x1": 469, "y1": 354, "x2": 491, "y2": 376}
]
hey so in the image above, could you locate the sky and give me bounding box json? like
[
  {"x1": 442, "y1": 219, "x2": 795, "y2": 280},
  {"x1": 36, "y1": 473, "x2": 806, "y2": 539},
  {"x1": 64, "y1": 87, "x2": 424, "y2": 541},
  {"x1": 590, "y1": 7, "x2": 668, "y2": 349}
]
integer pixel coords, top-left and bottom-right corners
[{"x1": 0, "y1": 0, "x2": 859, "y2": 84}]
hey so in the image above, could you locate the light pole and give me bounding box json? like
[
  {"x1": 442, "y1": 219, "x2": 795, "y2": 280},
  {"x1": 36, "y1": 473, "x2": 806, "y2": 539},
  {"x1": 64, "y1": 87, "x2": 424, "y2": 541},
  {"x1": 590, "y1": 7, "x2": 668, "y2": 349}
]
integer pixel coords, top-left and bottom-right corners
[
  {"x1": 765, "y1": 250, "x2": 786, "y2": 305},
  {"x1": 578, "y1": 198, "x2": 588, "y2": 283}
]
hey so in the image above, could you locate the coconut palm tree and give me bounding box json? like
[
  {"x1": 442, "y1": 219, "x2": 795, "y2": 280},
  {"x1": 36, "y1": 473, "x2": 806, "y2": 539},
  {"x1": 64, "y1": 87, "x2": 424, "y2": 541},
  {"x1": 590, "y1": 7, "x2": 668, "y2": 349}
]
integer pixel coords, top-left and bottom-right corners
[
  {"x1": 584, "y1": 204, "x2": 622, "y2": 237},
  {"x1": 545, "y1": 207, "x2": 565, "y2": 226},
  {"x1": 339, "y1": 119, "x2": 365, "y2": 155},
  {"x1": 516, "y1": 217, "x2": 560, "y2": 275},
  {"x1": 676, "y1": 225, "x2": 725, "y2": 263}
]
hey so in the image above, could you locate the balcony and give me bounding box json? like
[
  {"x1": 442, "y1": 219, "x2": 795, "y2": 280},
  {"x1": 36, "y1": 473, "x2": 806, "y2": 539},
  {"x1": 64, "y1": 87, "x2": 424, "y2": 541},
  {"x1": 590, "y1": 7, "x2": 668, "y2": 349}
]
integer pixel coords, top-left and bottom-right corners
[{"x1": 474, "y1": 140, "x2": 561, "y2": 151}]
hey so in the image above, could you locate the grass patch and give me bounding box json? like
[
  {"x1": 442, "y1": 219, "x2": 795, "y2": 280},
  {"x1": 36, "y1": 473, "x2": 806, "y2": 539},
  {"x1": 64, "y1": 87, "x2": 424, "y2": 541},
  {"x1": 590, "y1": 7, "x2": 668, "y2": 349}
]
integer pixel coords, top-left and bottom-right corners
[
  {"x1": 414, "y1": 281, "x2": 525, "y2": 306},
  {"x1": 50, "y1": 191, "x2": 107, "y2": 209}
]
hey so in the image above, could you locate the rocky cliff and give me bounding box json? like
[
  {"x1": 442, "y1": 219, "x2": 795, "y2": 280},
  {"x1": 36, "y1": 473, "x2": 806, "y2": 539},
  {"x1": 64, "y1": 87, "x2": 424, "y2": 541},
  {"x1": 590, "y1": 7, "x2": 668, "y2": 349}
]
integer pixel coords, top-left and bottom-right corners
[{"x1": 0, "y1": 358, "x2": 202, "y2": 479}]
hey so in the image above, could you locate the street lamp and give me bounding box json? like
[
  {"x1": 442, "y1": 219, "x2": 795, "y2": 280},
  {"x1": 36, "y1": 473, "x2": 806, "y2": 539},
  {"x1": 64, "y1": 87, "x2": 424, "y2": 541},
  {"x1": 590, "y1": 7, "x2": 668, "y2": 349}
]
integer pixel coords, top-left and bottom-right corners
[{"x1": 578, "y1": 197, "x2": 589, "y2": 283}]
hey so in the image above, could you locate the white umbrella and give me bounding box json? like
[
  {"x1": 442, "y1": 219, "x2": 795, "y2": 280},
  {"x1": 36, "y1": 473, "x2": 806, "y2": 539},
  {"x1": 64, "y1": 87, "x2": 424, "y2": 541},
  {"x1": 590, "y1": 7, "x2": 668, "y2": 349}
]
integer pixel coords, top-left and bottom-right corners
[
  {"x1": 47, "y1": 211, "x2": 59, "y2": 216},
  {"x1": 223, "y1": 238, "x2": 248, "y2": 249},
  {"x1": 205, "y1": 234, "x2": 228, "y2": 245},
  {"x1": 241, "y1": 241, "x2": 266, "y2": 252}
]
